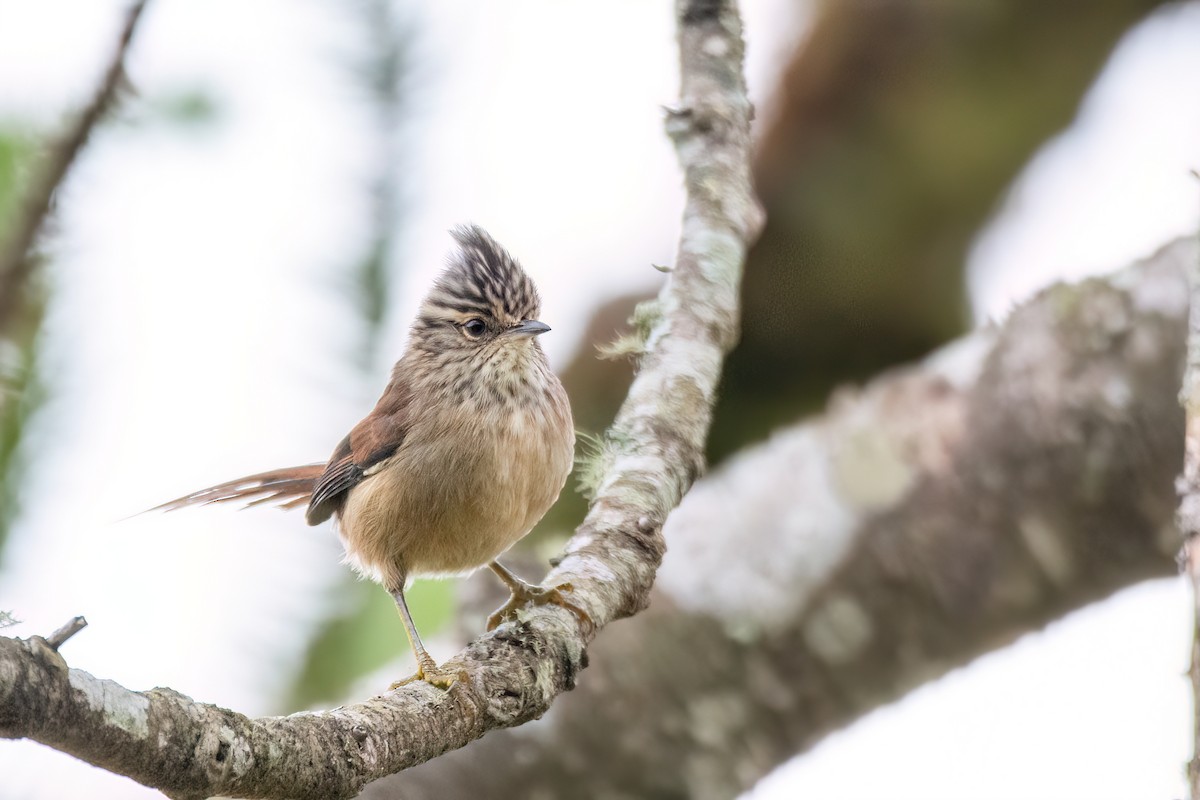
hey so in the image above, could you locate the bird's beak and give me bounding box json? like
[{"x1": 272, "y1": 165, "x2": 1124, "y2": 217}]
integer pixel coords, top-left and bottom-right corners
[{"x1": 511, "y1": 319, "x2": 551, "y2": 337}]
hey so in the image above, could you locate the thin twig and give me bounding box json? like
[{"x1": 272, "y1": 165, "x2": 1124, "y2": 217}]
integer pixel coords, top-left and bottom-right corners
[
  {"x1": 44, "y1": 616, "x2": 87, "y2": 651},
  {"x1": 0, "y1": 0, "x2": 151, "y2": 336}
]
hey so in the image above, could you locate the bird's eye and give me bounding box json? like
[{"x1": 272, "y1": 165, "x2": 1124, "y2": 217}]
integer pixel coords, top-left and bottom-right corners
[{"x1": 462, "y1": 318, "x2": 487, "y2": 338}]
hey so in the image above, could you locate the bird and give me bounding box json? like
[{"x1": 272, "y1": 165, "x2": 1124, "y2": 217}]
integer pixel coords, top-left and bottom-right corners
[{"x1": 153, "y1": 225, "x2": 579, "y2": 688}]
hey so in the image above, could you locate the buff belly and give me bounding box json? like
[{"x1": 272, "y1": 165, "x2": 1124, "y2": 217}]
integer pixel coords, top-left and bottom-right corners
[{"x1": 336, "y1": 409, "x2": 573, "y2": 591}]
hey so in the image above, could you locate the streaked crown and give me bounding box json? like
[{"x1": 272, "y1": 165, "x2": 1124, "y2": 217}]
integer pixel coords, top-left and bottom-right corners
[
  {"x1": 400, "y1": 225, "x2": 559, "y2": 410},
  {"x1": 418, "y1": 225, "x2": 541, "y2": 331}
]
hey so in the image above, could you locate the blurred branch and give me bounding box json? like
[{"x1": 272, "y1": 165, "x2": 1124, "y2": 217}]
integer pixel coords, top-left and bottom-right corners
[
  {"x1": 712, "y1": 0, "x2": 1172, "y2": 457},
  {"x1": 0, "y1": 0, "x2": 149, "y2": 576},
  {"x1": 0, "y1": 1, "x2": 760, "y2": 797},
  {"x1": 372, "y1": 237, "x2": 1192, "y2": 800},
  {"x1": 0, "y1": 0, "x2": 150, "y2": 337},
  {"x1": 1176, "y1": 234, "x2": 1200, "y2": 798}
]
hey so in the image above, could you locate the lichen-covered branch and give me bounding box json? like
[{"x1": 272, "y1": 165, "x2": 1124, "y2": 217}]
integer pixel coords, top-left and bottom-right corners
[
  {"x1": 0, "y1": 0, "x2": 150, "y2": 337},
  {"x1": 366, "y1": 238, "x2": 1191, "y2": 800},
  {"x1": 1175, "y1": 234, "x2": 1200, "y2": 798},
  {"x1": 543, "y1": 0, "x2": 763, "y2": 627},
  {"x1": 0, "y1": 1, "x2": 760, "y2": 798}
]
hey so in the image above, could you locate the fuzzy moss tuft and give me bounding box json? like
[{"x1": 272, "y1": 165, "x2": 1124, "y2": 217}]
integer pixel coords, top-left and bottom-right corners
[
  {"x1": 597, "y1": 299, "x2": 664, "y2": 361},
  {"x1": 574, "y1": 430, "x2": 619, "y2": 501}
]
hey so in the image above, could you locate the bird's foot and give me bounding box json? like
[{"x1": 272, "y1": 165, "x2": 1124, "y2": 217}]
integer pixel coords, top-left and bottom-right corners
[
  {"x1": 486, "y1": 579, "x2": 591, "y2": 631},
  {"x1": 388, "y1": 653, "x2": 466, "y2": 691}
]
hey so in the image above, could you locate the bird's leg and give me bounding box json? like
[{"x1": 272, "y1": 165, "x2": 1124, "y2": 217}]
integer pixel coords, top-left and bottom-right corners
[
  {"x1": 486, "y1": 560, "x2": 591, "y2": 631},
  {"x1": 387, "y1": 585, "x2": 464, "y2": 690}
]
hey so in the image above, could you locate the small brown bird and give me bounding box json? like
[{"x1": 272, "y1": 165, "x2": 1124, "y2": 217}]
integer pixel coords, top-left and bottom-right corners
[{"x1": 156, "y1": 225, "x2": 578, "y2": 687}]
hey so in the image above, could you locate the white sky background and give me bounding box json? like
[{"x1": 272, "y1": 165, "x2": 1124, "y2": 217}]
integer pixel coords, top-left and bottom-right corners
[{"x1": 0, "y1": 1, "x2": 1196, "y2": 798}]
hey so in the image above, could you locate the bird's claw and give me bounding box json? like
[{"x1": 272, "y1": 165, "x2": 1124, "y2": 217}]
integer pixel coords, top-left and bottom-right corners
[
  {"x1": 388, "y1": 655, "x2": 466, "y2": 691},
  {"x1": 486, "y1": 581, "x2": 591, "y2": 631}
]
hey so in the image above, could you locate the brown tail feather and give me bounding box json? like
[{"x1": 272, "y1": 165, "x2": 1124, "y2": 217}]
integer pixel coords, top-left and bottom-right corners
[{"x1": 149, "y1": 464, "x2": 325, "y2": 515}]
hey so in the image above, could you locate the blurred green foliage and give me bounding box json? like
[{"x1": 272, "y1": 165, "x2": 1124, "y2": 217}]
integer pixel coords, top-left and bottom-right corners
[
  {"x1": 0, "y1": 308, "x2": 45, "y2": 563},
  {"x1": 0, "y1": 129, "x2": 43, "y2": 563},
  {"x1": 288, "y1": 577, "x2": 454, "y2": 707},
  {"x1": 0, "y1": 132, "x2": 30, "y2": 222}
]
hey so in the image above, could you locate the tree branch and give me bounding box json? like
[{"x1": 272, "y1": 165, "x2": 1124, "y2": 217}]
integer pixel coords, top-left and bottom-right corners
[
  {"x1": 0, "y1": 0, "x2": 150, "y2": 336},
  {"x1": 0, "y1": 1, "x2": 761, "y2": 797},
  {"x1": 1175, "y1": 230, "x2": 1200, "y2": 797},
  {"x1": 369, "y1": 237, "x2": 1192, "y2": 799}
]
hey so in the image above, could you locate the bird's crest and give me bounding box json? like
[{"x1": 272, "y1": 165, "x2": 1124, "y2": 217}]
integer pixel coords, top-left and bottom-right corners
[{"x1": 420, "y1": 225, "x2": 541, "y2": 327}]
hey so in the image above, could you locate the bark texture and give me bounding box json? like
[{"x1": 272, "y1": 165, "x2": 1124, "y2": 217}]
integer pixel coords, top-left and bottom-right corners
[
  {"x1": 0, "y1": 1, "x2": 760, "y2": 798},
  {"x1": 1175, "y1": 232, "x2": 1200, "y2": 796},
  {"x1": 369, "y1": 237, "x2": 1193, "y2": 800}
]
